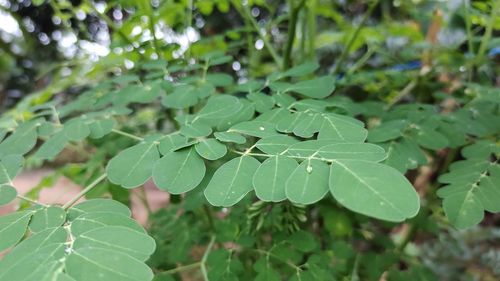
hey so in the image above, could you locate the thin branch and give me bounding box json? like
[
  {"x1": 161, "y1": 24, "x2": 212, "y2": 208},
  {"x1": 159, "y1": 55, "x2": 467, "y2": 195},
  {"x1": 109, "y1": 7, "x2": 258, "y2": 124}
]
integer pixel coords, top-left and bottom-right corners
[
  {"x1": 283, "y1": 0, "x2": 306, "y2": 70},
  {"x1": 161, "y1": 262, "x2": 202, "y2": 275},
  {"x1": 16, "y1": 195, "x2": 48, "y2": 207},
  {"x1": 331, "y1": 0, "x2": 380, "y2": 75},
  {"x1": 200, "y1": 236, "x2": 216, "y2": 281},
  {"x1": 63, "y1": 173, "x2": 107, "y2": 210},
  {"x1": 232, "y1": 0, "x2": 282, "y2": 67},
  {"x1": 111, "y1": 129, "x2": 144, "y2": 141},
  {"x1": 476, "y1": 0, "x2": 499, "y2": 64}
]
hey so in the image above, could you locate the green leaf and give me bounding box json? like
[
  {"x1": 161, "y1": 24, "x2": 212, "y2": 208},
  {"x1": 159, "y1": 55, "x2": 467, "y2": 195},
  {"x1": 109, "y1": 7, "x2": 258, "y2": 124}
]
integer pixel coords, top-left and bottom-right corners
[
  {"x1": 0, "y1": 243, "x2": 66, "y2": 281},
  {"x1": 204, "y1": 156, "x2": 260, "y2": 206},
  {"x1": 162, "y1": 85, "x2": 198, "y2": 109},
  {"x1": 411, "y1": 125, "x2": 449, "y2": 150},
  {"x1": 368, "y1": 120, "x2": 408, "y2": 143},
  {"x1": 275, "y1": 61, "x2": 319, "y2": 80},
  {"x1": 437, "y1": 149, "x2": 499, "y2": 229},
  {"x1": 71, "y1": 212, "x2": 145, "y2": 236},
  {"x1": 153, "y1": 147, "x2": 206, "y2": 194},
  {"x1": 271, "y1": 76, "x2": 335, "y2": 99},
  {"x1": 442, "y1": 192, "x2": 484, "y2": 229},
  {"x1": 247, "y1": 92, "x2": 274, "y2": 113},
  {"x1": 288, "y1": 230, "x2": 317, "y2": 252},
  {"x1": 275, "y1": 111, "x2": 303, "y2": 133},
  {"x1": 63, "y1": 118, "x2": 91, "y2": 141},
  {"x1": 72, "y1": 226, "x2": 156, "y2": 261},
  {"x1": 292, "y1": 112, "x2": 323, "y2": 138},
  {"x1": 255, "y1": 135, "x2": 299, "y2": 154},
  {"x1": 253, "y1": 156, "x2": 298, "y2": 202},
  {"x1": 229, "y1": 121, "x2": 279, "y2": 138},
  {"x1": 0, "y1": 119, "x2": 41, "y2": 157},
  {"x1": 180, "y1": 122, "x2": 212, "y2": 138},
  {"x1": 89, "y1": 118, "x2": 116, "y2": 139},
  {"x1": 329, "y1": 160, "x2": 420, "y2": 222},
  {"x1": 285, "y1": 140, "x2": 337, "y2": 157},
  {"x1": 383, "y1": 138, "x2": 427, "y2": 172},
  {"x1": 214, "y1": 132, "x2": 246, "y2": 144},
  {"x1": 0, "y1": 211, "x2": 33, "y2": 251},
  {"x1": 0, "y1": 185, "x2": 17, "y2": 206},
  {"x1": 29, "y1": 206, "x2": 66, "y2": 233},
  {"x1": 65, "y1": 247, "x2": 154, "y2": 281},
  {"x1": 106, "y1": 142, "x2": 160, "y2": 188},
  {"x1": 33, "y1": 131, "x2": 68, "y2": 160},
  {"x1": 195, "y1": 138, "x2": 227, "y2": 160},
  {"x1": 0, "y1": 154, "x2": 23, "y2": 185},
  {"x1": 292, "y1": 76, "x2": 335, "y2": 98},
  {"x1": 216, "y1": 100, "x2": 256, "y2": 131},
  {"x1": 317, "y1": 143, "x2": 387, "y2": 162},
  {"x1": 318, "y1": 113, "x2": 367, "y2": 142},
  {"x1": 67, "y1": 199, "x2": 131, "y2": 221},
  {"x1": 0, "y1": 227, "x2": 67, "y2": 277},
  {"x1": 193, "y1": 95, "x2": 242, "y2": 122},
  {"x1": 157, "y1": 134, "x2": 190, "y2": 154},
  {"x1": 286, "y1": 159, "x2": 330, "y2": 204}
]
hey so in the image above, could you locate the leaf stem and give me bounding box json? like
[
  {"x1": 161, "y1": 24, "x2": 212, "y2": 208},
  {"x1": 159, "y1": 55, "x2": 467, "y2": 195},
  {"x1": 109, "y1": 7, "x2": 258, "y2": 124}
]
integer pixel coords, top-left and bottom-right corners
[
  {"x1": 161, "y1": 235, "x2": 216, "y2": 278},
  {"x1": 162, "y1": 262, "x2": 202, "y2": 274},
  {"x1": 283, "y1": 0, "x2": 306, "y2": 70},
  {"x1": 16, "y1": 195, "x2": 48, "y2": 207},
  {"x1": 476, "y1": 0, "x2": 499, "y2": 64},
  {"x1": 232, "y1": 149, "x2": 335, "y2": 163},
  {"x1": 331, "y1": 0, "x2": 380, "y2": 75},
  {"x1": 111, "y1": 129, "x2": 144, "y2": 141},
  {"x1": 251, "y1": 248, "x2": 302, "y2": 271},
  {"x1": 62, "y1": 173, "x2": 107, "y2": 210},
  {"x1": 200, "y1": 236, "x2": 216, "y2": 281}
]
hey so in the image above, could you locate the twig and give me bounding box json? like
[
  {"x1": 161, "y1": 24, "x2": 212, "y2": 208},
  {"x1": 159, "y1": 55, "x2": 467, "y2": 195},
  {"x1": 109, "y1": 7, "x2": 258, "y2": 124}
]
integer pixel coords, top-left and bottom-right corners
[
  {"x1": 200, "y1": 236, "x2": 216, "y2": 281},
  {"x1": 111, "y1": 129, "x2": 144, "y2": 141},
  {"x1": 283, "y1": 0, "x2": 306, "y2": 70},
  {"x1": 63, "y1": 173, "x2": 107, "y2": 209},
  {"x1": 231, "y1": 0, "x2": 282, "y2": 67},
  {"x1": 331, "y1": 0, "x2": 380, "y2": 75},
  {"x1": 161, "y1": 262, "x2": 202, "y2": 275},
  {"x1": 16, "y1": 195, "x2": 48, "y2": 207},
  {"x1": 476, "y1": 0, "x2": 499, "y2": 64}
]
